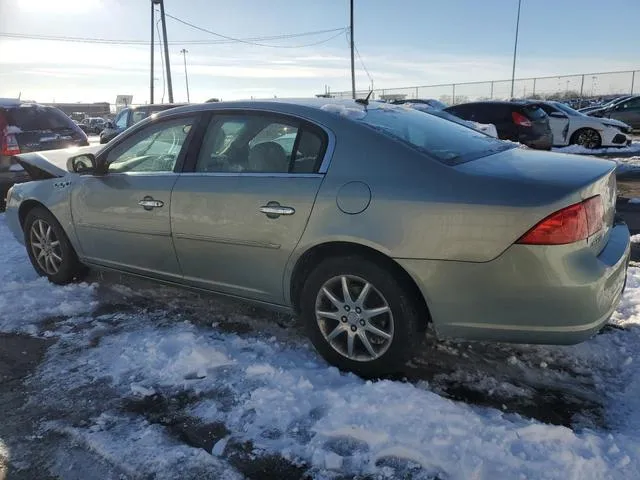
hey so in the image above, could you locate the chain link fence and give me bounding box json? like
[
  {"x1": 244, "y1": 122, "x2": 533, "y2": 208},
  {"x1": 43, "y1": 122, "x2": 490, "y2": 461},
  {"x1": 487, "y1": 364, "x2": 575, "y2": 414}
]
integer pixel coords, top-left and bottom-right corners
[{"x1": 328, "y1": 70, "x2": 639, "y2": 106}]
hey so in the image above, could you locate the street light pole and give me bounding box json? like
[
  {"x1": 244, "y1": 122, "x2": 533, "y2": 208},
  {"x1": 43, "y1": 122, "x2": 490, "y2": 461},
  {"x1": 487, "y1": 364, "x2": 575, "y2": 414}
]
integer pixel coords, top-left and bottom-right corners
[
  {"x1": 350, "y1": 0, "x2": 355, "y2": 99},
  {"x1": 510, "y1": 0, "x2": 522, "y2": 99},
  {"x1": 150, "y1": 1, "x2": 155, "y2": 104},
  {"x1": 157, "y1": 0, "x2": 173, "y2": 103},
  {"x1": 180, "y1": 48, "x2": 190, "y2": 103}
]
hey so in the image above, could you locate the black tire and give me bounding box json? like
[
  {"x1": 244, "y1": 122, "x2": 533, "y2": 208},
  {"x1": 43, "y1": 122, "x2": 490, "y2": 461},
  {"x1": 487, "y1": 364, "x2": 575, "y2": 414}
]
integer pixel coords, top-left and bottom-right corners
[
  {"x1": 571, "y1": 128, "x2": 602, "y2": 149},
  {"x1": 300, "y1": 255, "x2": 423, "y2": 377},
  {"x1": 24, "y1": 206, "x2": 87, "y2": 285}
]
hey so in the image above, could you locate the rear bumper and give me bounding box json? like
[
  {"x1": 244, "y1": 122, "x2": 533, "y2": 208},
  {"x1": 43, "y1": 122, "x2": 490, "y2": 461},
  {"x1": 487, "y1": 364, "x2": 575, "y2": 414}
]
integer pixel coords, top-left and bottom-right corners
[
  {"x1": 397, "y1": 223, "x2": 630, "y2": 345},
  {"x1": 520, "y1": 132, "x2": 553, "y2": 150}
]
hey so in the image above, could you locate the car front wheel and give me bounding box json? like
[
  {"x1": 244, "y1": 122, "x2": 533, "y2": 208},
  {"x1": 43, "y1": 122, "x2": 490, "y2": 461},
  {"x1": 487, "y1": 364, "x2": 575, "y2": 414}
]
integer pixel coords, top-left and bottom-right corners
[
  {"x1": 571, "y1": 128, "x2": 602, "y2": 149},
  {"x1": 300, "y1": 256, "x2": 422, "y2": 377},
  {"x1": 24, "y1": 206, "x2": 87, "y2": 285}
]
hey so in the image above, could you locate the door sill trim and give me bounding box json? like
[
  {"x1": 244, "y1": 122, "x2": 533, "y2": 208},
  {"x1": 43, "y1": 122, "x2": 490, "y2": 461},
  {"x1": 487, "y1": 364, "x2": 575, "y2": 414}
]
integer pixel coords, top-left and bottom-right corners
[{"x1": 81, "y1": 260, "x2": 293, "y2": 314}]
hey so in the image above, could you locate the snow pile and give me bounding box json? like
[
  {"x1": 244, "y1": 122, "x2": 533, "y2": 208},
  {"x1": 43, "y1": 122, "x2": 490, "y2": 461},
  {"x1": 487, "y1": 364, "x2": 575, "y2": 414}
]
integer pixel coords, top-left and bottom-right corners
[
  {"x1": 554, "y1": 143, "x2": 640, "y2": 155},
  {"x1": 320, "y1": 103, "x2": 366, "y2": 120},
  {"x1": 3, "y1": 209, "x2": 640, "y2": 478},
  {"x1": 0, "y1": 216, "x2": 96, "y2": 334},
  {"x1": 5, "y1": 126, "x2": 22, "y2": 135}
]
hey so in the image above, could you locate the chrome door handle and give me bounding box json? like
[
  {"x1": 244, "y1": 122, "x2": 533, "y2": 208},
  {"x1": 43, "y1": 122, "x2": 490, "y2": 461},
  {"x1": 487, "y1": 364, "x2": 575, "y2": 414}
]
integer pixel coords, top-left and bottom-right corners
[
  {"x1": 260, "y1": 202, "x2": 295, "y2": 218},
  {"x1": 138, "y1": 197, "x2": 164, "y2": 210}
]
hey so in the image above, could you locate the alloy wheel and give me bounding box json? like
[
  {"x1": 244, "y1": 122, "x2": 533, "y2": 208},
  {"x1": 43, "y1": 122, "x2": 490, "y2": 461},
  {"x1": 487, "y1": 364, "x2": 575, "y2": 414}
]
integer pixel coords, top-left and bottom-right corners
[
  {"x1": 315, "y1": 275, "x2": 394, "y2": 362},
  {"x1": 576, "y1": 129, "x2": 601, "y2": 149},
  {"x1": 30, "y1": 219, "x2": 63, "y2": 275}
]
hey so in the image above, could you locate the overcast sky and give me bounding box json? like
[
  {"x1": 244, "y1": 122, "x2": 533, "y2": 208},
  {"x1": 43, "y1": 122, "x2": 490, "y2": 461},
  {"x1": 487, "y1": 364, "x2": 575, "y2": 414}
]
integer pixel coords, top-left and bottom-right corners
[{"x1": 0, "y1": 0, "x2": 638, "y2": 104}]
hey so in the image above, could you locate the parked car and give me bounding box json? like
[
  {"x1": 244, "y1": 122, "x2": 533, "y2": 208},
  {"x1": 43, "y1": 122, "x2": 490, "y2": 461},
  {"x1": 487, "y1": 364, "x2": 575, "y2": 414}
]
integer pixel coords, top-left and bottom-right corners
[
  {"x1": 81, "y1": 117, "x2": 107, "y2": 134},
  {"x1": 74, "y1": 121, "x2": 90, "y2": 134},
  {"x1": 531, "y1": 100, "x2": 631, "y2": 149},
  {"x1": 5, "y1": 99, "x2": 629, "y2": 376},
  {"x1": 444, "y1": 101, "x2": 553, "y2": 149},
  {"x1": 579, "y1": 96, "x2": 632, "y2": 115},
  {"x1": 100, "y1": 104, "x2": 186, "y2": 143},
  {"x1": 1, "y1": 99, "x2": 88, "y2": 210},
  {"x1": 587, "y1": 96, "x2": 640, "y2": 130}
]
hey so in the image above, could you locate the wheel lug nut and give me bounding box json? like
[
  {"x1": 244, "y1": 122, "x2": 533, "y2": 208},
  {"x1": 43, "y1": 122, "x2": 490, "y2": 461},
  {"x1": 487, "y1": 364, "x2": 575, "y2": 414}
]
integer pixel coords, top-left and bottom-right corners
[
  {"x1": 341, "y1": 316, "x2": 347, "y2": 322},
  {"x1": 350, "y1": 325, "x2": 357, "y2": 332},
  {"x1": 359, "y1": 319, "x2": 365, "y2": 326},
  {"x1": 344, "y1": 305, "x2": 350, "y2": 311},
  {"x1": 355, "y1": 307, "x2": 361, "y2": 314}
]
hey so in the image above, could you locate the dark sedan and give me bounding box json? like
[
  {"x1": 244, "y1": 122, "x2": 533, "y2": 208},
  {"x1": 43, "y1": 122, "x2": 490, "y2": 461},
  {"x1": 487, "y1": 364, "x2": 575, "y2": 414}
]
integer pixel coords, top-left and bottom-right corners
[{"x1": 445, "y1": 101, "x2": 553, "y2": 149}]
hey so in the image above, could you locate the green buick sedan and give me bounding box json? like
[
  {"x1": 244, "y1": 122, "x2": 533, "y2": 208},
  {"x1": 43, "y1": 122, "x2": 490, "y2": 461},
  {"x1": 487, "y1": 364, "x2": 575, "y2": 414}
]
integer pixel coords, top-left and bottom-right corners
[{"x1": 4, "y1": 99, "x2": 630, "y2": 376}]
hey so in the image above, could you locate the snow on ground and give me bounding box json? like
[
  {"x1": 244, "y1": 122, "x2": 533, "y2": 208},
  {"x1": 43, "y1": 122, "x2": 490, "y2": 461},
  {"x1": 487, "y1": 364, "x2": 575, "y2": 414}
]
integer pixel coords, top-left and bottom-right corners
[
  {"x1": 3, "y1": 213, "x2": 640, "y2": 478},
  {"x1": 553, "y1": 142, "x2": 640, "y2": 156}
]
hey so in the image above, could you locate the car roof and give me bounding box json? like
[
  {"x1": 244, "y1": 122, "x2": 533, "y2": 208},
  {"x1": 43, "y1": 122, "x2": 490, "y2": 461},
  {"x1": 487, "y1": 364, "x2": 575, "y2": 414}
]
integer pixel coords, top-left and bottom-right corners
[{"x1": 151, "y1": 98, "x2": 384, "y2": 121}]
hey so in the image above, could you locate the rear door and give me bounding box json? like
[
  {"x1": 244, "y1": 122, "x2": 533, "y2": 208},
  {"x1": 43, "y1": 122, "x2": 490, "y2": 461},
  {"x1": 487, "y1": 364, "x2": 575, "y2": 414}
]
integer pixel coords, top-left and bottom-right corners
[
  {"x1": 72, "y1": 114, "x2": 198, "y2": 279},
  {"x1": 6, "y1": 105, "x2": 87, "y2": 153},
  {"x1": 171, "y1": 111, "x2": 330, "y2": 304}
]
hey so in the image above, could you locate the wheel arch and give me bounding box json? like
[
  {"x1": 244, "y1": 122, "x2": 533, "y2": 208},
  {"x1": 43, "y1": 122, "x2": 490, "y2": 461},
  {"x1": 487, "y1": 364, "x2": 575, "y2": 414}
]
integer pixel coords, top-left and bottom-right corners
[
  {"x1": 570, "y1": 126, "x2": 602, "y2": 145},
  {"x1": 18, "y1": 199, "x2": 50, "y2": 228},
  {"x1": 288, "y1": 241, "x2": 430, "y2": 330}
]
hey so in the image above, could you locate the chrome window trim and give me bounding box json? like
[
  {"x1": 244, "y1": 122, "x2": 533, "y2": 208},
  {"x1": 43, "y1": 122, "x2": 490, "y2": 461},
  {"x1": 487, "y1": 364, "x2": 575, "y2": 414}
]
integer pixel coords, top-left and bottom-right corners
[{"x1": 178, "y1": 172, "x2": 323, "y2": 178}]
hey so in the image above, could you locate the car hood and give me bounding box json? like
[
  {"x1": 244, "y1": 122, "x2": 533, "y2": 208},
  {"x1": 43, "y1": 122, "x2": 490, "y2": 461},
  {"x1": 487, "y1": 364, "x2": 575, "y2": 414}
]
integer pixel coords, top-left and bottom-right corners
[
  {"x1": 596, "y1": 117, "x2": 631, "y2": 129},
  {"x1": 12, "y1": 145, "x2": 102, "y2": 179}
]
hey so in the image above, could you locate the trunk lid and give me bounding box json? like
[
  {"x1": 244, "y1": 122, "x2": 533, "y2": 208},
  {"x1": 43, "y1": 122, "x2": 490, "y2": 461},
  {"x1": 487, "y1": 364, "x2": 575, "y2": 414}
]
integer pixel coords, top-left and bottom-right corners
[{"x1": 457, "y1": 148, "x2": 617, "y2": 255}]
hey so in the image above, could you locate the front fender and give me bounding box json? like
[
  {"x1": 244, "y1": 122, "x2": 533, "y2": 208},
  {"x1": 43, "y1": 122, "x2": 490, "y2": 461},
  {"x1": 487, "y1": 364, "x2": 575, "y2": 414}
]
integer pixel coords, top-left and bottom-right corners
[{"x1": 9, "y1": 176, "x2": 80, "y2": 255}]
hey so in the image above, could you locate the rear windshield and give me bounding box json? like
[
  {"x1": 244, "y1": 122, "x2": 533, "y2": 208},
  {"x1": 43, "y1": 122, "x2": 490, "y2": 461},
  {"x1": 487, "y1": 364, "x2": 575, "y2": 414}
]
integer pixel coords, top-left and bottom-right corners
[
  {"x1": 351, "y1": 104, "x2": 513, "y2": 165},
  {"x1": 521, "y1": 105, "x2": 547, "y2": 120},
  {"x1": 4, "y1": 105, "x2": 74, "y2": 131}
]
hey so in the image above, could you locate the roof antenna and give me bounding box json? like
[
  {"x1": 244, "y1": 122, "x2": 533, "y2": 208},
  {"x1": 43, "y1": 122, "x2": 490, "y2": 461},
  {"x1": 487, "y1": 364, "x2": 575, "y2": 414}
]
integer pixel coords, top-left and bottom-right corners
[{"x1": 355, "y1": 89, "x2": 373, "y2": 106}]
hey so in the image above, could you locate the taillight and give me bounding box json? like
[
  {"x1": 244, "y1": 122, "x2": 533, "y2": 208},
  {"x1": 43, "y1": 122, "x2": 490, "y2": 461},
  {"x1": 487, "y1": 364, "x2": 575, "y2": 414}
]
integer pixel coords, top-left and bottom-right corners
[
  {"x1": 512, "y1": 112, "x2": 532, "y2": 127},
  {"x1": 1, "y1": 134, "x2": 20, "y2": 156},
  {"x1": 583, "y1": 195, "x2": 604, "y2": 236},
  {"x1": 517, "y1": 195, "x2": 603, "y2": 245}
]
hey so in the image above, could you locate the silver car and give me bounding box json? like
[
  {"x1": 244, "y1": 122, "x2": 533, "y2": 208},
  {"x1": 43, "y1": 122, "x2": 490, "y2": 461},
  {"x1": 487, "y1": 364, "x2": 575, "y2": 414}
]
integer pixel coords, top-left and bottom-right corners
[{"x1": 4, "y1": 99, "x2": 630, "y2": 376}]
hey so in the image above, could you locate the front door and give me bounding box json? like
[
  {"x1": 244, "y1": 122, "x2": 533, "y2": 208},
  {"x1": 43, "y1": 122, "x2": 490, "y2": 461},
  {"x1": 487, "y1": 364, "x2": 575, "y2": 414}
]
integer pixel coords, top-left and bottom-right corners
[
  {"x1": 72, "y1": 115, "x2": 197, "y2": 280},
  {"x1": 610, "y1": 98, "x2": 640, "y2": 129},
  {"x1": 171, "y1": 112, "x2": 329, "y2": 304}
]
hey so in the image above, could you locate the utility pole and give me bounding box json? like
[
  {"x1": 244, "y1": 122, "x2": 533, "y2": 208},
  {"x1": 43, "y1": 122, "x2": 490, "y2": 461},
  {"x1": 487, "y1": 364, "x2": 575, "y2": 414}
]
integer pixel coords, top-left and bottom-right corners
[
  {"x1": 510, "y1": 0, "x2": 522, "y2": 99},
  {"x1": 157, "y1": 0, "x2": 173, "y2": 103},
  {"x1": 180, "y1": 48, "x2": 190, "y2": 103},
  {"x1": 350, "y1": 0, "x2": 355, "y2": 99},
  {"x1": 150, "y1": 1, "x2": 155, "y2": 104}
]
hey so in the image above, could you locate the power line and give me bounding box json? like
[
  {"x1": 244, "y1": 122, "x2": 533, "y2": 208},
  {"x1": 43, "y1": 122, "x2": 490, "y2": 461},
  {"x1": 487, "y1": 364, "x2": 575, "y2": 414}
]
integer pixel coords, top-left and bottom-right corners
[
  {"x1": 164, "y1": 13, "x2": 347, "y2": 48},
  {"x1": 354, "y1": 43, "x2": 374, "y2": 88},
  {"x1": 0, "y1": 27, "x2": 348, "y2": 46}
]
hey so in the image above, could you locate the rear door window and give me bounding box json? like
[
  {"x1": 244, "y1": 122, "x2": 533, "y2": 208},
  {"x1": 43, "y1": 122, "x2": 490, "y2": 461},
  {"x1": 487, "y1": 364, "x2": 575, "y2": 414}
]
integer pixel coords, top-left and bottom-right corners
[
  {"x1": 356, "y1": 104, "x2": 513, "y2": 165},
  {"x1": 6, "y1": 106, "x2": 74, "y2": 131}
]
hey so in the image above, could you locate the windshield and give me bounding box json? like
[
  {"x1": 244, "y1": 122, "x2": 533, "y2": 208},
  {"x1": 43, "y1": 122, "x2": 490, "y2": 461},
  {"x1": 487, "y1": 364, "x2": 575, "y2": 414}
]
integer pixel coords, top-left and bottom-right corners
[
  {"x1": 355, "y1": 104, "x2": 513, "y2": 165},
  {"x1": 553, "y1": 102, "x2": 583, "y2": 117}
]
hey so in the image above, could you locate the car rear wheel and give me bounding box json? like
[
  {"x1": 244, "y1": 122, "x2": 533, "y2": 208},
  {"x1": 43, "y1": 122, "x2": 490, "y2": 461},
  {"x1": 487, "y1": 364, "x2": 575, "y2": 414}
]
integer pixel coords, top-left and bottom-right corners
[
  {"x1": 571, "y1": 128, "x2": 602, "y2": 149},
  {"x1": 300, "y1": 256, "x2": 422, "y2": 377},
  {"x1": 24, "y1": 207, "x2": 87, "y2": 285}
]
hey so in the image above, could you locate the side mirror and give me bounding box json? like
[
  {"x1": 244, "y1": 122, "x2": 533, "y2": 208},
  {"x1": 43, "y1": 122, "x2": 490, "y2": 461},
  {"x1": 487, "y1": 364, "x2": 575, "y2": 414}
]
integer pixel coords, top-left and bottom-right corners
[
  {"x1": 67, "y1": 153, "x2": 97, "y2": 175},
  {"x1": 105, "y1": 121, "x2": 114, "y2": 129},
  {"x1": 549, "y1": 111, "x2": 568, "y2": 119}
]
